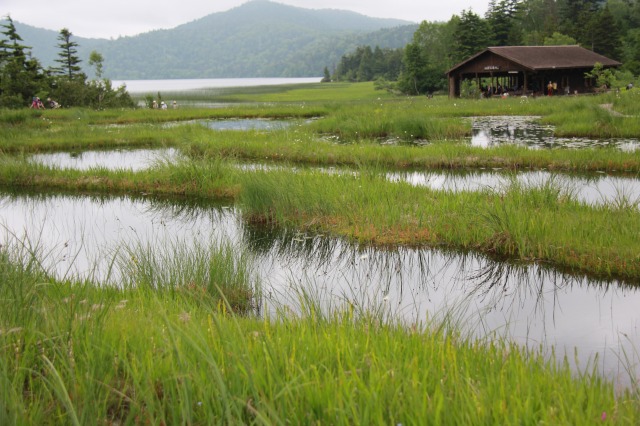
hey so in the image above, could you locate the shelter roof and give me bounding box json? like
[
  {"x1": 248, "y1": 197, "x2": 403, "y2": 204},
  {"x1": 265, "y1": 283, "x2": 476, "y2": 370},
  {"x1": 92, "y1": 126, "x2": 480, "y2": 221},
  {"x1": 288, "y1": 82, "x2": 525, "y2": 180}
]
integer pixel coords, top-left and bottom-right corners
[{"x1": 447, "y1": 46, "x2": 622, "y2": 74}]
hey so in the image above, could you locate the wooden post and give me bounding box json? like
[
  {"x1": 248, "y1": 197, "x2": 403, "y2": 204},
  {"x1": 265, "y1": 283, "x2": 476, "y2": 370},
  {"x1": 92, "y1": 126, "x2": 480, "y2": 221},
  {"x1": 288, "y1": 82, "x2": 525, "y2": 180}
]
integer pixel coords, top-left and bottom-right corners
[{"x1": 449, "y1": 75, "x2": 456, "y2": 98}]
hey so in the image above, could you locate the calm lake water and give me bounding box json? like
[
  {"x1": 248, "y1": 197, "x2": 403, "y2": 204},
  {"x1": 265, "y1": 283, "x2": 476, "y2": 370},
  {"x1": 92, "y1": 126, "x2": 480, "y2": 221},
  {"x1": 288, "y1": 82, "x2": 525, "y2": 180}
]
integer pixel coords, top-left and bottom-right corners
[
  {"x1": 111, "y1": 77, "x2": 322, "y2": 93},
  {"x1": 1, "y1": 191, "x2": 639, "y2": 389}
]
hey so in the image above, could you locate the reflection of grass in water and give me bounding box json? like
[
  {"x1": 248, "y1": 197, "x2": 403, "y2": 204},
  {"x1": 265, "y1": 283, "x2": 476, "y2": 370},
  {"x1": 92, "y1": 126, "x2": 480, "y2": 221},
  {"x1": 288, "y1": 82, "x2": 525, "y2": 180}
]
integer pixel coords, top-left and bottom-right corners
[
  {"x1": 239, "y1": 168, "x2": 640, "y2": 282},
  {"x1": 2, "y1": 241, "x2": 638, "y2": 424},
  {"x1": 116, "y1": 238, "x2": 258, "y2": 313}
]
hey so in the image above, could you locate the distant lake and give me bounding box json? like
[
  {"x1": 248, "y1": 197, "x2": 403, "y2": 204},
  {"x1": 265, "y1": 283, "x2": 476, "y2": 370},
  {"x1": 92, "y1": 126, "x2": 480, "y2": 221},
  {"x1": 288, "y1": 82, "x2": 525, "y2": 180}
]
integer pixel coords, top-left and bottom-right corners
[{"x1": 112, "y1": 77, "x2": 323, "y2": 93}]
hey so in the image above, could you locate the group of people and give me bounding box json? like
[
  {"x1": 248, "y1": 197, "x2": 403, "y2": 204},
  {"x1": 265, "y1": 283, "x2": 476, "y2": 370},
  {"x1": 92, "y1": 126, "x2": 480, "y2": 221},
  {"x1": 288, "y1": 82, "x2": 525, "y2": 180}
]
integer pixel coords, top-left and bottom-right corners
[
  {"x1": 30, "y1": 96, "x2": 60, "y2": 109},
  {"x1": 481, "y1": 84, "x2": 508, "y2": 97},
  {"x1": 152, "y1": 100, "x2": 177, "y2": 110}
]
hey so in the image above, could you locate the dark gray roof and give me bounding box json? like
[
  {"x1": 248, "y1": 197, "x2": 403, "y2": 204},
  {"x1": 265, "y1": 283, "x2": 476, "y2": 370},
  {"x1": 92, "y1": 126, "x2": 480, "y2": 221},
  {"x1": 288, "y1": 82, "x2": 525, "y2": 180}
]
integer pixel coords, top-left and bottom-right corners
[{"x1": 448, "y1": 45, "x2": 622, "y2": 74}]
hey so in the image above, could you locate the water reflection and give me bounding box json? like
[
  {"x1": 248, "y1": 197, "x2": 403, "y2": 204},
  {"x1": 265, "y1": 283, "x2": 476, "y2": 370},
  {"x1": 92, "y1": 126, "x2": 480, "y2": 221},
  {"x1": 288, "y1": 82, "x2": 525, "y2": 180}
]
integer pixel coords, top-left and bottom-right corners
[
  {"x1": 1, "y1": 191, "x2": 639, "y2": 388},
  {"x1": 247, "y1": 223, "x2": 640, "y2": 387},
  {"x1": 26, "y1": 148, "x2": 640, "y2": 208},
  {"x1": 471, "y1": 116, "x2": 640, "y2": 151},
  {"x1": 388, "y1": 169, "x2": 640, "y2": 208},
  {"x1": 30, "y1": 148, "x2": 182, "y2": 171},
  {"x1": 199, "y1": 118, "x2": 297, "y2": 131}
]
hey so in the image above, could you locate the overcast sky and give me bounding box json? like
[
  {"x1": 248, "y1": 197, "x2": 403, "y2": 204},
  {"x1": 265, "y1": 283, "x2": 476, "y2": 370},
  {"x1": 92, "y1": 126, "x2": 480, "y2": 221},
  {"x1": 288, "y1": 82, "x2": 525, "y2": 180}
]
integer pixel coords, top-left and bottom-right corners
[{"x1": 2, "y1": 0, "x2": 488, "y2": 39}]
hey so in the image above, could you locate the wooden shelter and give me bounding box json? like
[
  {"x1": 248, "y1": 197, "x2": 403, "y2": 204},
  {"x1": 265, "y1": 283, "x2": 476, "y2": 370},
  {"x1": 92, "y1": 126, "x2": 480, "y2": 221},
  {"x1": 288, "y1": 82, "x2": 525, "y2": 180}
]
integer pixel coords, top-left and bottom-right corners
[{"x1": 446, "y1": 46, "x2": 622, "y2": 98}]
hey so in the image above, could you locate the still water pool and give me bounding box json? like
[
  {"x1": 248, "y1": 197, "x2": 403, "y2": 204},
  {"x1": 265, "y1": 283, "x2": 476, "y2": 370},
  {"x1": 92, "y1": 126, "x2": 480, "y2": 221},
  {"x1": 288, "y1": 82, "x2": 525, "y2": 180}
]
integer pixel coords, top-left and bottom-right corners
[
  {"x1": 471, "y1": 116, "x2": 640, "y2": 151},
  {"x1": 30, "y1": 148, "x2": 182, "y2": 171},
  {"x1": 1, "y1": 191, "x2": 639, "y2": 388},
  {"x1": 29, "y1": 149, "x2": 640, "y2": 208}
]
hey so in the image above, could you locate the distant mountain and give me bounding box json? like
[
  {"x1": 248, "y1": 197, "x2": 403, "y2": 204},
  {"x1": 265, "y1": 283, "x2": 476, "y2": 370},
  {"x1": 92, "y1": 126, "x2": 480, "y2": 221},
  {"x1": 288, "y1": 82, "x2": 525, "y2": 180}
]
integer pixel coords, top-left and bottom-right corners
[{"x1": 9, "y1": 0, "x2": 417, "y2": 79}]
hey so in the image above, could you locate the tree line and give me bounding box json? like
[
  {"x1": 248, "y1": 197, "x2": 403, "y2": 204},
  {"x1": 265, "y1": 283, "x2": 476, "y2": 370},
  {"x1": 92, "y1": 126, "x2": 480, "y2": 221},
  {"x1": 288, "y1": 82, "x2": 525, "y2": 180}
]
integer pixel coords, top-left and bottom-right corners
[
  {"x1": 330, "y1": 0, "x2": 640, "y2": 94},
  {"x1": 0, "y1": 16, "x2": 134, "y2": 109}
]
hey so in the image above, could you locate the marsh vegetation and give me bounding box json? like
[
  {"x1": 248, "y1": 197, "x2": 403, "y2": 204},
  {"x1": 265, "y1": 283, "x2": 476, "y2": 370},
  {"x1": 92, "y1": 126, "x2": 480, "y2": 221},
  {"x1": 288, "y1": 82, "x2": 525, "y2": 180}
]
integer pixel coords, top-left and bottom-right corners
[{"x1": 1, "y1": 82, "x2": 640, "y2": 424}]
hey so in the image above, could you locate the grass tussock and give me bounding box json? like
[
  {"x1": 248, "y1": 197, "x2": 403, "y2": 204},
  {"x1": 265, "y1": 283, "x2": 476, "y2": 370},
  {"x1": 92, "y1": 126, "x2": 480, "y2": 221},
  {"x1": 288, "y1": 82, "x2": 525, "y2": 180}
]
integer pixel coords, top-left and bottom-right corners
[{"x1": 238, "y1": 168, "x2": 640, "y2": 282}]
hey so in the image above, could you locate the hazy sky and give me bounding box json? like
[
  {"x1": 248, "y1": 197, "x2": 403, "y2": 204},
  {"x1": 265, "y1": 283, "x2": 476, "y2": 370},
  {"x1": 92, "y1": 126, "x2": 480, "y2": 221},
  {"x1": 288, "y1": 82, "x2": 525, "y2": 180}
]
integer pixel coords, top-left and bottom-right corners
[{"x1": 1, "y1": 0, "x2": 488, "y2": 39}]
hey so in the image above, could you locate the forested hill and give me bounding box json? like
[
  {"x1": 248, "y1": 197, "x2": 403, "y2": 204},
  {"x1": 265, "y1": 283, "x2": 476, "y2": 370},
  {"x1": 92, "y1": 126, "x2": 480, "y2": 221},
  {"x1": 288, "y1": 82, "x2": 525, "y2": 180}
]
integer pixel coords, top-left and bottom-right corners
[{"x1": 12, "y1": 0, "x2": 416, "y2": 79}]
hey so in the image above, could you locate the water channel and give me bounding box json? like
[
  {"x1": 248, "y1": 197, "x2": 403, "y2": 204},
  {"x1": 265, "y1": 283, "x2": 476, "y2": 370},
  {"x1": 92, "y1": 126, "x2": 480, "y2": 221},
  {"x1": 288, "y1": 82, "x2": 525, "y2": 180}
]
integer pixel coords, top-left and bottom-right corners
[{"x1": 1, "y1": 191, "x2": 639, "y2": 390}]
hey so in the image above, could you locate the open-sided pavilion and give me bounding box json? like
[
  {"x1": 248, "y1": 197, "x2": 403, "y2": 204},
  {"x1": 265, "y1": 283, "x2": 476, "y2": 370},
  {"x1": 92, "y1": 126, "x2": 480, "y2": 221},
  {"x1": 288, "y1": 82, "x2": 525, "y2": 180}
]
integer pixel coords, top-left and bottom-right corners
[{"x1": 446, "y1": 45, "x2": 621, "y2": 98}]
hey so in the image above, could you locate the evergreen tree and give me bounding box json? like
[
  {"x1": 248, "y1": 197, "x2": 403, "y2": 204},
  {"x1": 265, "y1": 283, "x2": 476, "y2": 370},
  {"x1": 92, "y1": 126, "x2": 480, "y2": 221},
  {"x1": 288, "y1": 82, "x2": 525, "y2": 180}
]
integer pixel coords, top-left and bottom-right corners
[
  {"x1": 321, "y1": 66, "x2": 331, "y2": 82},
  {"x1": 53, "y1": 28, "x2": 84, "y2": 80},
  {"x1": 557, "y1": 0, "x2": 601, "y2": 41},
  {"x1": 0, "y1": 16, "x2": 45, "y2": 107},
  {"x1": 622, "y1": 28, "x2": 640, "y2": 75},
  {"x1": 588, "y1": 5, "x2": 622, "y2": 59},
  {"x1": 519, "y1": 0, "x2": 560, "y2": 45},
  {"x1": 356, "y1": 46, "x2": 374, "y2": 81},
  {"x1": 453, "y1": 10, "x2": 492, "y2": 62},
  {"x1": 486, "y1": 0, "x2": 522, "y2": 45}
]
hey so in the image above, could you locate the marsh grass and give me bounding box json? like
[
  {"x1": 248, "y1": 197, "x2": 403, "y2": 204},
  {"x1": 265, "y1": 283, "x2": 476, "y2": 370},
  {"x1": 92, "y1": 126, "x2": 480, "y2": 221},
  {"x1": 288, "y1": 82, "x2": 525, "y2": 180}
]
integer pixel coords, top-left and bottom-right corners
[
  {"x1": 238, "y1": 168, "x2": 640, "y2": 281},
  {"x1": 1, "y1": 151, "x2": 639, "y2": 280},
  {"x1": 307, "y1": 100, "x2": 470, "y2": 141},
  {"x1": 1, "y1": 242, "x2": 638, "y2": 424},
  {"x1": 116, "y1": 238, "x2": 258, "y2": 313},
  {"x1": 158, "y1": 81, "x2": 396, "y2": 104},
  {"x1": 0, "y1": 154, "x2": 240, "y2": 199}
]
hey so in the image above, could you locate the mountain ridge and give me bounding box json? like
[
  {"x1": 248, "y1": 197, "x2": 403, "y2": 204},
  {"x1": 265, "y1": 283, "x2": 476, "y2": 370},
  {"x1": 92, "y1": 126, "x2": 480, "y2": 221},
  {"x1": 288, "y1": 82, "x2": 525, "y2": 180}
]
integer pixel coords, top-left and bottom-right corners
[{"x1": 8, "y1": 1, "x2": 416, "y2": 79}]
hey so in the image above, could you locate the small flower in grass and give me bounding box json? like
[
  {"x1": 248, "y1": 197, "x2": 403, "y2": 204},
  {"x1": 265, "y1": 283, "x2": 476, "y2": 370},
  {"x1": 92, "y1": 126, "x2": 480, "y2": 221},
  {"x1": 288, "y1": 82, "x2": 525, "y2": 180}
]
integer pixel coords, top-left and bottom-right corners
[
  {"x1": 179, "y1": 312, "x2": 191, "y2": 323},
  {"x1": 601, "y1": 412, "x2": 607, "y2": 421}
]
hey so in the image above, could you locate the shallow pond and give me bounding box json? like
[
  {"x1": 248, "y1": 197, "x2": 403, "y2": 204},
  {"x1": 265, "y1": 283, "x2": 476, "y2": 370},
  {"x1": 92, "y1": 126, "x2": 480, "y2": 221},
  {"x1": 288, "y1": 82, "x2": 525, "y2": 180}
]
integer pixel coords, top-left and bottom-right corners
[
  {"x1": 198, "y1": 118, "x2": 299, "y2": 131},
  {"x1": 28, "y1": 150, "x2": 640, "y2": 208},
  {"x1": 470, "y1": 116, "x2": 640, "y2": 151},
  {"x1": 1, "y1": 191, "x2": 639, "y2": 388},
  {"x1": 29, "y1": 148, "x2": 182, "y2": 171},
  {"x1": 388, "y1": 169, "x2": 640, "y2": 208}
]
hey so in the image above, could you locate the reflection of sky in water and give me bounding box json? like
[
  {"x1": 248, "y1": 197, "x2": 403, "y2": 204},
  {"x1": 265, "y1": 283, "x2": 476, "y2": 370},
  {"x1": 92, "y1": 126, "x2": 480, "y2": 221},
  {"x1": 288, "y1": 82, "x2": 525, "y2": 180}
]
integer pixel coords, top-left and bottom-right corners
[
  {"x1": 387, "y1": 170, "x2": 640, "y2": 208},
  {"x1": 1, "y1": 191, "x2": 639, "y2": 388},
  {"x1": 29, "y1": 149, "x2": 640, "y2": 208},
  {"x1": 470, "y1": 116, "x2": 640, "y2": 151},
  {"x1": 199, "y1": 118, "x2": 295, "y2": 131},
  {"x1": 30, "y1": 148, "x2": 182, "y2": 171}
]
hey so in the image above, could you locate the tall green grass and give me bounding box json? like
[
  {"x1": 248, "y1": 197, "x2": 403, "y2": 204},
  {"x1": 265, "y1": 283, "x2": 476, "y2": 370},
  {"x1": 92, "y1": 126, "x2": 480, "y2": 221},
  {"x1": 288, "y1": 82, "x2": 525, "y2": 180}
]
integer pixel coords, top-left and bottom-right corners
[
  {"x1": 238, "y1": 168, "x2": 640, "y2": 281},
  {"x1": 116, "y1": 238, "x2": 258, "y2": 313},
  {"x1": 1, "y1": 243, "x2": 638, "y2": 424}
]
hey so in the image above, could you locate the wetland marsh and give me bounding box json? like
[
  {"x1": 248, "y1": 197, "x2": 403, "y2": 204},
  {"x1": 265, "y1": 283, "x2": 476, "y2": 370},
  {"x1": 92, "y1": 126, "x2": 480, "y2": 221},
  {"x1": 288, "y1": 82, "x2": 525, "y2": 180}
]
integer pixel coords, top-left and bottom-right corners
[{"x1": 2, "y1": 82, "x2": 640, "y2": 424}]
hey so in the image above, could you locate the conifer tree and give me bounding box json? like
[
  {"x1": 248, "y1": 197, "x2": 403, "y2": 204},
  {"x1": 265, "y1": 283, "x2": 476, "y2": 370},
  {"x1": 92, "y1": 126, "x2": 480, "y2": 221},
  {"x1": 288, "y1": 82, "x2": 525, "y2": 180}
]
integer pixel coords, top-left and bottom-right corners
[
  {"x1": 453, "y1": 10, "x2": 492, "y2": 62},
  {"x1": 54, "y1": 28, "x2": 84, "y2": 80},
  {"x1": 0, "y1": 16, "x2": 45, "y2": 107}
]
